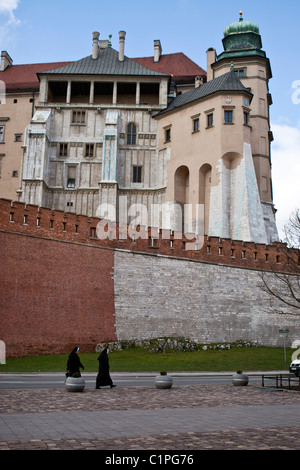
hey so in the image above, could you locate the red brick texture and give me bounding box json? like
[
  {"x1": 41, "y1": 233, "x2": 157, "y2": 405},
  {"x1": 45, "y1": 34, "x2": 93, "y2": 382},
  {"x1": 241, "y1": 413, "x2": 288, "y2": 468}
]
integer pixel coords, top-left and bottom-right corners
[
  {"x1": 0, "y1": 199, "x2": 296, "y2": 273},
  {"x1": 0, "y1": 230, "x2": 116, "y2": 358}
]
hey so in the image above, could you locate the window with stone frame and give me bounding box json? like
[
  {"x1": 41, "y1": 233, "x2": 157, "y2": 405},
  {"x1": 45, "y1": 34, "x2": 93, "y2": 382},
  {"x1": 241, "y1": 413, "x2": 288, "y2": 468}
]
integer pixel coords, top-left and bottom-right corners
[
  {"x1": 224, "y1": 110, "x2": 233, "y2": 124},
  {"x1": 193, "y1": 118, "x2": 199, "y2": 132},
  {"x1": 67, "y1": 166, "x2": 76, "y2": 188},
  {"x1": 243, "y1": 111, "x2": 250, "y2": 125},
  {"x1": 132, "y1": 165, "x2": 142, "y2": 183},
  {"x1": 59, "y1": 143, "x2": 68, "y2": 157},
  {"x1": 0, "y1": 125, "x2": 5, "y2": 142},
  {"x1": 164, "y1": 127, "x2": 171, "y2": 142},
  {"x1": 71, "y1": 110, "x2": 86, "y2": 124},
  {"x1": 235, "y1": 69, "x2": 245, "y2": 78},
  {"x1": 127, "y1": 123, "x2": 137, "y2": 145},
  {"x1": 85, "y1": 144, "x2": 95, "y2": 158},
  {"x1": 207, "y1": 113, "x2": 214, "y2": 128}
]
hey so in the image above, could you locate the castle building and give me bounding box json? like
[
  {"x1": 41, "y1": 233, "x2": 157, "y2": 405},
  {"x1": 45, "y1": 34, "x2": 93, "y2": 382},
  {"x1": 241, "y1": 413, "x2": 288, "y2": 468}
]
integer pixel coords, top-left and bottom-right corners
[
  {"x1": 2, "y1": 13, "x2": 278, "y2": 244},
  {"x1": 0, "y1": 35, "x2": 205, "y2": 206},
  {"x1": 155, "y1": 12, "x2": 278, "y2": 243},
  {"x1": 0, "y1": 55, "x2": 71, "y2": 201},
  {"x1": 1, "y1": 15, "x2": 298, "y2": 358}
]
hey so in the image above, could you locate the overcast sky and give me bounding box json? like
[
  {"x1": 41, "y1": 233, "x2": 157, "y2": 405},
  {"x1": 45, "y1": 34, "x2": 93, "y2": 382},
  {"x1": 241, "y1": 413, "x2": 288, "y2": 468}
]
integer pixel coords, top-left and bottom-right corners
[{"x1": 0, "y1": 0, "x2": 299, "y2": 239}]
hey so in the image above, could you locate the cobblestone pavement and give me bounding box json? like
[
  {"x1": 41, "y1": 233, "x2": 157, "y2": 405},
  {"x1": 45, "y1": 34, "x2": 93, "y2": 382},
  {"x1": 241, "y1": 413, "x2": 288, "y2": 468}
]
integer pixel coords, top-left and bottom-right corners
[{"x1": 1, "y1": 384, "x2": 300, "y2": 450}]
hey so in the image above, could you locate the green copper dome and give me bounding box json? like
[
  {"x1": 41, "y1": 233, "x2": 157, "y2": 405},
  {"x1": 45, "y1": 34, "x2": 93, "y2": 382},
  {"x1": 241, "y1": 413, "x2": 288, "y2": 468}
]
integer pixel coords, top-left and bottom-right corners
[
  {"x1": 223, "y1": 12, "x2": 260, "y2": 37},
  {"x1": 219, "y1": 12, "x2": 263, "y2": 58}
]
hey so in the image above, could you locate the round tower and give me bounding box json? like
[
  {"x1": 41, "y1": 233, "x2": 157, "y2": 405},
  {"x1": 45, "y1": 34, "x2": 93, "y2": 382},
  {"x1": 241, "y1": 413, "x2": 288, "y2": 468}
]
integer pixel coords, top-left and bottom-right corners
[{"x1": 208, "y1": 12, "x2": 278, "y2": 242}]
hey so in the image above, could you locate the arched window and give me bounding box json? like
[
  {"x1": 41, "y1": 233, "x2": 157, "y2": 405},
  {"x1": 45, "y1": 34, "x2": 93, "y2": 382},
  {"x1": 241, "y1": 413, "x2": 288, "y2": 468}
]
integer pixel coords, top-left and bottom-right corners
[
  {"x1": 175, "y1": 165, "x2": 189, "y2": 205},
  {"x1": 127, "y1": 123, "x2": 137, "y2": 145},
  {"x1": 174, "y1": 166, "x2": 189, "y2": 233}
]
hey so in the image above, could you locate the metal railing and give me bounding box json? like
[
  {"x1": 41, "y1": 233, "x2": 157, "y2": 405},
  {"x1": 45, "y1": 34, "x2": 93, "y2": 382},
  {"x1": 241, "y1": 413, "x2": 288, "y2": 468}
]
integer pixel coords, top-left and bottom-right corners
[{"x1": 261, "y1": 374, "x2": 300, "y2": 390}]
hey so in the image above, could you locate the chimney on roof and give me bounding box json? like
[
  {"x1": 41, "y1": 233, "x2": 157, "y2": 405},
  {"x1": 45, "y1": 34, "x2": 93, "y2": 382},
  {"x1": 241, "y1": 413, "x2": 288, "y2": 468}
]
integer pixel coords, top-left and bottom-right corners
[
  {"x1": 206, "y1": 48, "x2": 216, "y2": 81},
  {"x1": 119, "y1": 31, "x2": 126, "y2": 61},
  {"x1": 195, "y1": 76, "x2": 203, "y2": 88},
  {"x1": 154, "y1": 40, "x2": 162, "y2": 63},
  {"x1": 0, "y1": 51, "x2": 13, "y2": 71},
  {"x1": 92, "y1": 32, "x2": 100, "y2": 59}
]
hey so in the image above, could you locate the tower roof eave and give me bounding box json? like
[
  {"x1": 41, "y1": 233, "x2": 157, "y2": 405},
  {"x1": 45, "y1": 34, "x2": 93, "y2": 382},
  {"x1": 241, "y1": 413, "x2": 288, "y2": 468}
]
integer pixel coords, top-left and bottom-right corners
[{"x1": 154, "y1": 70, "x2": 253, "y2": 117}]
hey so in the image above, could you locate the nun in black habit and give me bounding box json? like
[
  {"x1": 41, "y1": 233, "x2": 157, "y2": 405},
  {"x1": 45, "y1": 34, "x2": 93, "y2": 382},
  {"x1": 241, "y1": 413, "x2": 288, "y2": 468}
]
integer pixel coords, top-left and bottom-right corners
[
  {"x1": 96, "y1": 348, "x2": 116, "y2": 389},
  {"x1": 66, "y1": 347, "x2": 84, "y2": 377}
]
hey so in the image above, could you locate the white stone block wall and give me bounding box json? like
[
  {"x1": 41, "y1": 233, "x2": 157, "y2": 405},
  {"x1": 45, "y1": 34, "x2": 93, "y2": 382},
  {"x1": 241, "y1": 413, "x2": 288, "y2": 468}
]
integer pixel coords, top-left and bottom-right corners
[
  {"x1": 208, "y1": 143, "x2": 268, "y2": 244},
  {"x1": 261, "y1": 201, "x2": 280, "y2": 243},
  {"x1": 113, "y1": 250, "x2": 300, "y2": 347}
]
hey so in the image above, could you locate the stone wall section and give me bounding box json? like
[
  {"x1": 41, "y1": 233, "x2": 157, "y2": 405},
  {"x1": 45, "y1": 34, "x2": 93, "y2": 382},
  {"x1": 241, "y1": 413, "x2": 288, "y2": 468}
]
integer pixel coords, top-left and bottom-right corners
[{"x1": 113, "y1": 250, "x2": 300, "y2": 347}]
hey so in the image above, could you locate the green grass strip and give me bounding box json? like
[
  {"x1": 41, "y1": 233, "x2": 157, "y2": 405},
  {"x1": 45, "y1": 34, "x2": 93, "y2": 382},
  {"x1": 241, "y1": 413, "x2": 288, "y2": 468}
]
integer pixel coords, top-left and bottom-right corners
[{"x1": 0, "y1": 347, "x2": 293, "y2": 373}]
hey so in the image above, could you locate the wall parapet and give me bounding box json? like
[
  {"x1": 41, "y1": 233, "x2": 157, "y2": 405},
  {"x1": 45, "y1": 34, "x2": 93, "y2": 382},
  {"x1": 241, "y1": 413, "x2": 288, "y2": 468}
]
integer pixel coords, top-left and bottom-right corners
[{"x1": 1, "y1": 198, "x2": 297, "y2": 273}]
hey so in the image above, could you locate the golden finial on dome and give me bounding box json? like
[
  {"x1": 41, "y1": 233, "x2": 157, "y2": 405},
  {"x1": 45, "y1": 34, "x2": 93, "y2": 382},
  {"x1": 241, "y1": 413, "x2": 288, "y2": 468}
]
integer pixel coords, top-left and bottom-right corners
[{"x1": 239, "y1": 11, "x2": 243, "y2": 21}]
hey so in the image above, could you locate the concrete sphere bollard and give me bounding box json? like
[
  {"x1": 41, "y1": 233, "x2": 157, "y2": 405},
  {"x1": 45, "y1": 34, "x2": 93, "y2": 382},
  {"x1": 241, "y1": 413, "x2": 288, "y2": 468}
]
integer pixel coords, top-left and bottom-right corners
[
  {"x1": 65, "y1": 376, "x2": 85, "y2": 392},
  {"x1": 232, "y1": 371, "x2": 249, "y2": 386},
  {"x1": 155, "y1": 372, "x2": 173, "y2": 389}
]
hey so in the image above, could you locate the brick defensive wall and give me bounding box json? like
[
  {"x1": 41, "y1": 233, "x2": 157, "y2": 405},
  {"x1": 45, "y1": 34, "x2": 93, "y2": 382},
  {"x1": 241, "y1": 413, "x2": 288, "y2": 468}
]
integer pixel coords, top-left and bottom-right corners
[
  {"x1": 0, "y1": 199, "x2": 299, "y2": 357},
  {"x1": 0, "y1": 198, "x2": 297, "y2": 274}
]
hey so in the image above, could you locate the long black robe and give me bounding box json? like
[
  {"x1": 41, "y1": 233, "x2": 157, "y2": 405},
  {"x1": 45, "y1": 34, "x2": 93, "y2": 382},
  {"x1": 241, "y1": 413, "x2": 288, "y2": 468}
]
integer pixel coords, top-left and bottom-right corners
[
  {"x1": 66, "y1": 347, "x2": 84, "y2": 377},
  {"x1": 96, "y1": 348, "x2": 113, "y2": 387}
]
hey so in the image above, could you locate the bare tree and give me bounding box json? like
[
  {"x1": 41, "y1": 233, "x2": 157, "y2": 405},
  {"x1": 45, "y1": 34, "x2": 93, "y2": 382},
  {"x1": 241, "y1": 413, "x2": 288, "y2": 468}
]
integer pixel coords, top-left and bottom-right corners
[
  {"x1": 260, "y1": 209, "x2": 300, "y2": 315},
  {"x1": 284, "y1": 209, "x2": 300, "y2": 250}
]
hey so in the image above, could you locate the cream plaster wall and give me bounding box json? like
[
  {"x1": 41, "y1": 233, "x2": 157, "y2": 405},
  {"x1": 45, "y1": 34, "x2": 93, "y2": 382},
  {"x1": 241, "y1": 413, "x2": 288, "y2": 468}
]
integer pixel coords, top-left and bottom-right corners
[{"x1": 0, "y1": 93, "x2": 36, "y2": 200}]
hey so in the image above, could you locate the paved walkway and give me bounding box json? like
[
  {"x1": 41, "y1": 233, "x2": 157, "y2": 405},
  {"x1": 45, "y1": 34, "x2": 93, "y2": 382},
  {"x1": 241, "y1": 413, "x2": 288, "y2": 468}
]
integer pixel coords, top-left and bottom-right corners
[{"x1": 0, "y1": 383, "x2": 300, "y2": 450}]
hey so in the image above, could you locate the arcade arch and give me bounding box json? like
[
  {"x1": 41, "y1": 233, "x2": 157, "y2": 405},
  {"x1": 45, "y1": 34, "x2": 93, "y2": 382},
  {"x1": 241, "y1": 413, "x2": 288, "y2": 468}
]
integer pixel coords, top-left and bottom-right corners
[
  {"x1": 199, "y1": 163, "x2": 212, "y2": 235},
  {"x1": 174, "y1": 165, "x2": 189, "y2": 205}
]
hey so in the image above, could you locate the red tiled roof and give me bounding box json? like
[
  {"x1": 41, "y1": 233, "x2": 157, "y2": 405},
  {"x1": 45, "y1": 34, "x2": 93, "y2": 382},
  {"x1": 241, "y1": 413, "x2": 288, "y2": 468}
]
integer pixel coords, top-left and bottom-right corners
[
  {"x1": 0, "y1": 62, "x2": 71, "y2": 92},
  {"x1": 0, "y1": 52, "x2": 206, "y2": 92},
  {"x1": 133, "y1": 53, "x2": 207, "y2": 83}
]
